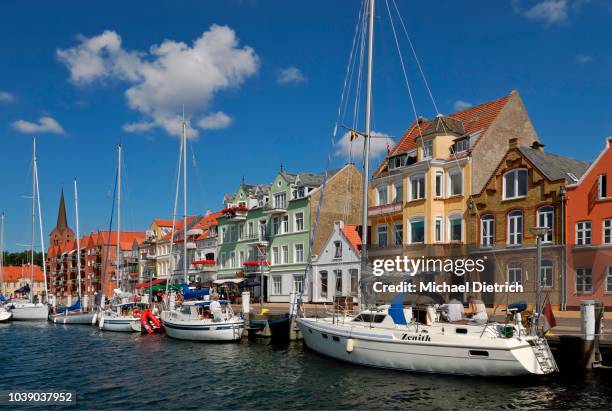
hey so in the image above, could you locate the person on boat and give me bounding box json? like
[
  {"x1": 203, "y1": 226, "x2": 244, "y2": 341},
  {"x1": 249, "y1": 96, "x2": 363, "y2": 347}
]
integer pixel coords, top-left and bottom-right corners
[
  {"x1": 441, "y1": 298, "x2": 464, "y2": 322},
  {"x1": 467, "y1": 295, "x2": 488, "y2": 323},
  {"x1": 210, "y1": 293, "x2": 222, "y2": 322}
]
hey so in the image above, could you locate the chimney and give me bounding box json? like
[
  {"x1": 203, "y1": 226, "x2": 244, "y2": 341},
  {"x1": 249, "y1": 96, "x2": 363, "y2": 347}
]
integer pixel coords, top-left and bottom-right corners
[
  {"x1": 508, "y1": 138, "x2": 519, "y2": 149},
  {"x1": 530, "y1": 141, "x2": 545, "y2": 151}
]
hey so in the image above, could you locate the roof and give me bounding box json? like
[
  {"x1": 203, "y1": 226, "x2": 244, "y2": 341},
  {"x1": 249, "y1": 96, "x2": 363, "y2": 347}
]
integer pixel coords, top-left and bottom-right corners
[
  {"x1": 53, "y1": 189, "x2": 69, "y2": 233},
  {"x1": 341, "y1": 224, "x2": 362, "y2": 256},
  {"x1": 159, "y1": 216, "x2": 198, "y2": 240},
  {"x1": 153, "y1": 219, "x2": 175, "y2": 227},
  {"x1": 517, "y1": 147, "x2": 590, "y2": 183},
  {"x1": 282, "y1": 169, "x2": 342, "y2": 187},
  {"x1": 1, "y1": 264, "x2": 44, "y2": 282},
  {"x1": 97, "y1": 231, "x2": 147, "y2": 249},
  {"x1": 377, "y1": 92, "x2": 512, "y2": 175}
]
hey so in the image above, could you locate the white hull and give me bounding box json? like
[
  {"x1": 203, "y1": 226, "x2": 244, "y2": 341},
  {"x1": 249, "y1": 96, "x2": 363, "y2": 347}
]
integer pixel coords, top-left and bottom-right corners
[
  {"x1": 99, "y1": 315, "x2": 141, "y2": 332},
  {"x1": 0, "y1": 309, "x2": 12, "y2": 322},
  {"x1": 50, "y1": 311, "x2": 95, "y2": 324},
  {"x1": 163, "y1": 319, "x2": 244, "y2": 341},
  {"x1": 10, "y1": 303, "x2": 48, "y2": 321},
  {"x1": 297, "y1": 317, "x2": 553, "y2": 377}
]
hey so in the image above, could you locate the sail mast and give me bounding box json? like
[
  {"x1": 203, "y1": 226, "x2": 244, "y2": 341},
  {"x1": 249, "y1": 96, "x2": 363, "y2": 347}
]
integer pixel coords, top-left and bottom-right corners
[
  {"x1": 31, "y1": 138, "x2": 36, "y2": 303},
  {"x1": 116, "y1": 144, "x2": 122, "y2": 291},
  {"x1": 359, "y1": 0, "x2": 375, "y2": 308},
  {"x1": 0, "y1": 212, "x2": 4, "y2": 297},
  {"x1": 182, "y1": 113, "x2": 188, "y2": 284},
  {"x1": 34, "y1": 144, "x2": 48, "y2": 304},
  {"x1": 74, "y1": 178, "x2": 82, "y2": 308}
]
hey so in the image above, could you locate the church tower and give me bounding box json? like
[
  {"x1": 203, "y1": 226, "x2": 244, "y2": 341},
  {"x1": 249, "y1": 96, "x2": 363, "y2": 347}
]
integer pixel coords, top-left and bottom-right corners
[{"x1": 49, "y1": 189, "x2": 74, "y2": 247}]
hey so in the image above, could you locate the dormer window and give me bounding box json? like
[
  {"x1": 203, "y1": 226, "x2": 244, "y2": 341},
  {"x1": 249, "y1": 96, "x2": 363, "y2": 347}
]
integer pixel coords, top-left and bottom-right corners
[
  {"x1": 292, "y1": 186, "x2": 306, "y2": 199},
  {"x1": 503, "y1": 169, "x2": 528, "y2": 200},
  {"x1": 453, "y1": 138, "x2": 469, "y2": 153},
  {"x1": 388, "y1": 154, "x2": 406, "y2": 170},
  {"x1": 423, "y1": 140, "x2": 433, "y2": 159}
]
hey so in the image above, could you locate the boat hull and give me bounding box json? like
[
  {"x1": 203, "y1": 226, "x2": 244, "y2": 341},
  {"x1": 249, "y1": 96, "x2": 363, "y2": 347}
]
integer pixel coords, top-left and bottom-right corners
[
  {"x1": 49, "y1": 312, "x2": 95, "y2": 324},
  {"x1": 297, "y1": 318, "x2": 545, "y2": 377},
  {"x1": 163, "y1": 319, "x2": 244, "y2": 341},
  {"x1": 100, "y1": 316, "x2": 140, "y2": 332},
  {"x1": 10, "y1": 303, "x2": 48, "y2": 321},
  {"x1": 0, "y1": 309, "x2": 12, "y2": 322}
]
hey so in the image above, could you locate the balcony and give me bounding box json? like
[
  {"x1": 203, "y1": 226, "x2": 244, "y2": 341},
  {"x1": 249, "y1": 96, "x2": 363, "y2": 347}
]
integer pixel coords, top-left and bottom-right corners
[
  {"x1": 222, "y1": 206, "x2": 248, "y2": 221},
  {"x1": 368, "y1": 202, "x2": 402, "y2": 217},
  {"x1": 262, "y1": 203, "x2": 286, "y2": 215},
  {"x1": 242, "y1": 260, "x2": 270, "y2": 274},
  {"x1": 246, "y1": 233, "x2": 270, "y2": 247},
  {"x1": 192, "y1": 260, "x2": 217, "y2": 272}
]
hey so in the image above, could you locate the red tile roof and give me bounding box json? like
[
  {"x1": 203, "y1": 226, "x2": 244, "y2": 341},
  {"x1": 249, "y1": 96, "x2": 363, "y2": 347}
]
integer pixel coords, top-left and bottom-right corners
[
  {"x1": 97, "y1": 231, "x2": 146, "y2": 250},
  {"x1": 154, "y1": 219, "x2": 175, "y2": 227},
  {"x1": 376, "y1": 92, "x2": 512, "y2": 176},
  {"x1": 341, "y1": 224, "x2": 362, "y2": 256},
  {"x1": 2, "y1": 264, "x2": 44, "y2": 281}
]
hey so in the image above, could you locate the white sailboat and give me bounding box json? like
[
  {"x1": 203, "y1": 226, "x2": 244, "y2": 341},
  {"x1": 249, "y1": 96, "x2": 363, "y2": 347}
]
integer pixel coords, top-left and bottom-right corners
[
  {"x1": 296, "y1": 0, "x2": 557, "y2": 377},
  {"x1": 49, "y1": 178, "x2": 95, "y2": 324},
  {"x1": 98, "y1": 144, "x2": 143, "y2": 332},
  {"x1": 0, "y1": 212, "x2": 13, "y2": 322},
  {"x1": 161, "y1": 115, "x2": 244, "y2": 342},
  {"x1": 9, "y1": 138, "x2": 49, "y2": 321}
]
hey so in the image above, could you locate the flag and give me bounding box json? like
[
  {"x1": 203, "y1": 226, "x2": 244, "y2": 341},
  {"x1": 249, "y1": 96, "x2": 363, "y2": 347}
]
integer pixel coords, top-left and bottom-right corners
[
  {"x1": 349, "y1": 130, "x2": 359, "y2": 141},
  {"x1": 387, "y1": 140, "x2": 391, "y2": 156},
  {"x1": 543, "y1": 303, "x2": 557, "y2": 332}
]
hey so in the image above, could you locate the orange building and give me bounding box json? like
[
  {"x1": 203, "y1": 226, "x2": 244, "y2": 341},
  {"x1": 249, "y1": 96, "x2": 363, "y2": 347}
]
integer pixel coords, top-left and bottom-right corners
[
  {"x1": 1, "y1": 264, "x2": 45, "y2": 298},
  {"x1": 565, "y1": 138, "x2": 612, "y2": 309}
]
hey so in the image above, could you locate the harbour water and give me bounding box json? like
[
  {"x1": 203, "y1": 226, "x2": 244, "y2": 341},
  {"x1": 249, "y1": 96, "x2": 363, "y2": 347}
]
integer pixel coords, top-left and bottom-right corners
[{"x1": 1, "y1": 322, "x2": 611, "y2": 409}]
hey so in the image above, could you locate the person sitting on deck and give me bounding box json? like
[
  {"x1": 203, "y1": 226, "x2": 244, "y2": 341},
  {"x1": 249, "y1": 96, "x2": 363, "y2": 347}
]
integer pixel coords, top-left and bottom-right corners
[
  {"x1": 467, "y1": 295, "x2": 488, "y2": 324},
  {"x1": 441, "y1": 298, "x2": 465, "y2": 322},
  {"x1": 210, "y1": 293, "x2": 222, "y2": 322}
]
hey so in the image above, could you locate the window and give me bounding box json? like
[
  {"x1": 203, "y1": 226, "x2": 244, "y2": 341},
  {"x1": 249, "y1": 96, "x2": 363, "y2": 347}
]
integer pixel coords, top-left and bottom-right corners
[
  {"x1": 435, "y1": 171, "x2": 443, "y2": 198},
  {"x1": 293, "y1": 275, "x2": 304, "y2": 293},
  {"x1": 259, "y1": 220, "x2": 267, "y2": 239},
  {"x1": 448, "y1": 170, "x2": 463, "y2": 196},
  {"x1": 576, "y1": 268, "x2": 592, "y2": 293},
  {"x1": 541, "y1": 260, "x2": 553, "y2": 288},
  {"x1": 448, "y1": 216, "x2": 462, "y2": 242},
  {"x1": 394, "y1": 181, "x2": 403, "y2": 203},
  {"x1": 272, "y1": 275, "x2": 282, "y2": 295},
  {"x1": 434, "y1": 217, "x2": 443, "y2": 242},
  {"x1": 454, "y1": 138, "x2": 469, "y2": 153},
  {"x1": 598, "y1": 174, "x2": 608, "y2": 199},
  {"x1": 481, "y1": 215, "x2": 495, "y2": 247},
  {"x1": 272, "y1": 247, "x2": 279, "y2": 265},
  {"x1": 576, "y1": 221, "x2": 592, "y2": 245},
  {"x1": 377, "y1": 225, "x2": 388, "y2": 247},
  {"x1": 238, "y1": 224, "x2": 244, "y2": 240},
  {"x1": 274, "y1": 192, "x2": 287, "y2": 209},
  {"x1": 239, "y1": 251, "x2": 244, "y2": 266},
  {"x1": 508, "y1": 210, "x2": 523, "y2": 245},
  {"x1": 350, "y1": 269, "x2": 358, "y2": 295},
  {"x1": 294, "y1": 244, "x2": 304, "y2": 263},
  {"x1": 537, "y1": 206, "x2": 554, "y2": 243},
  {"x1": 604, "y1": 219, "x2": 611, "y2": 244},
  {"x1": 389, "y1": 155, "x2": 406, "y2": 170},
  {"x1": 282, "y1": 215, "x2": 289, "y2": 233},
  {"x1": 503, "y1": 169, "x2": 528, "y2": 200},
  {"x1": 507, "y1": 262, "x2": 522, "y2": 285},
  {"x1": 320, "y1": 271, "x2": 328, "y2": 297},
  {"x1": 230, "y1": 252, "x2": 236, "y2": 268},
  {"x1": 293, "y1": 186, "x2": 305, "y2": 199},
  {"x1": 423, "y1": 140, "x2": 433, "y2": 158},
  {"x1": 295, "y1": 212, "x2": 304, "y2": 231},
  {"x1": 247, "y1": 222, "x2": 254, "y2": 238},
  {"x1": 409, "y1": 218, "x2": 425, "y2": 244},
  {"x1": 282, "y1": 245, "x2": 289, "y2": 264},
  {"x1": 272, "y1": 217, "x2": 280, "y2": 235},
  {"x1": 606, "y1": 267, "x2": 612, "y2": 293},
  {"x1": 393, "y1": 223, "x2": 403, "y2": 246},
  {"x1": 334, "y1": 270, "x2": 343, "y2": 294},
  {"x1": 333, "y1": 241, "x2": 342, "y2": 258},
  {"x1": 377, "y1": 186, "x2": 388, "y2": 206},
  {"x1": 410, "y1": 174, "x2": 425, "y2": 200}
]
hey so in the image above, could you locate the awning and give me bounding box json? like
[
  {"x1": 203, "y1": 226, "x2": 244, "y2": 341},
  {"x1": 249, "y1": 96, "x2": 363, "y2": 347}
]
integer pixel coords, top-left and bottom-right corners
[
  {"x1": 213, "y1": 278, "x2": 245, "y2": 285},
  {"x1": 192, "y1": 259, "x2": 215, "y2": 265},
  {"x1": 239, "y1": 278, "x2": 260, "y2": 288},
  {"x1": 134, "y1": 278, "x2": 166, "y2": 289}
]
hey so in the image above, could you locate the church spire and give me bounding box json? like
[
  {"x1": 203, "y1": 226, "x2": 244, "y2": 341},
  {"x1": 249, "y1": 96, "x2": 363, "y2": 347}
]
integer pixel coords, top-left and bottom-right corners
[{"x1": 55, "y1": 188, "x2": 68, "y2": 232}]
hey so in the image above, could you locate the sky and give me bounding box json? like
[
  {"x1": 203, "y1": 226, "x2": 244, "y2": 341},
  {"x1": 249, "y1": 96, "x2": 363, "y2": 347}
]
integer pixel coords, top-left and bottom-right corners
[{"x1": 0, "y1": 0, "x2": 611, "y2": 251}]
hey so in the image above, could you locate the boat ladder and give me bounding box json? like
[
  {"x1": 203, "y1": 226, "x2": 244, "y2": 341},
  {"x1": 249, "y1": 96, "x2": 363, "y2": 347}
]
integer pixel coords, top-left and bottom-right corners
[{"x1": 533, "y1": 337, "x2": 559, "y2": 374}]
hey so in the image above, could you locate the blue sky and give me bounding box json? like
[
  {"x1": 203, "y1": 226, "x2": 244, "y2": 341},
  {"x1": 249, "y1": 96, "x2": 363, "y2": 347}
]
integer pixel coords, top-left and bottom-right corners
[{"x1": 0, "y1": 0, "x2": 611, "y2": 251}]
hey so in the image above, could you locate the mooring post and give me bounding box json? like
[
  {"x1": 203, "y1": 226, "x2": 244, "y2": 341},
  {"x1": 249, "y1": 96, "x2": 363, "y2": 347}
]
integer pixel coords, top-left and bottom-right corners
[
  {"x1": 580, "y1": 300, "x2": 603, "y2": 368},
  {"x1": 242, "y1": 291, "x2": 250, "y2": 338}
]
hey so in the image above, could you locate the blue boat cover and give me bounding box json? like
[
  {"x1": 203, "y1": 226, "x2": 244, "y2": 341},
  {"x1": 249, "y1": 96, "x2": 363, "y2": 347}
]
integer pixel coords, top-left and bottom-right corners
[
  {"x1": 56, "y1": 298, "x2": 81, "y2": 313},
  {"x1": 0, "y1": 294, "x2": 6, "y2": 302},
  {"x1": 388, "y1": 293, "x2": 407, "y2": 325},
  {"x1": 15, "y1": 284, "x2": 31, "y2": 294},
  {"x1": 182, "y1": 284, "x2": 210, "y2": 300},
  {"x1": 194, "y1": 300, "x2": 229, "y2": 306}
]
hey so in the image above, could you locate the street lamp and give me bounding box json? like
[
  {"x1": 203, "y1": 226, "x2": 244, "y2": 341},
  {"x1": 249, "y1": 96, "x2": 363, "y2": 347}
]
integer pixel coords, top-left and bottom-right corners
[{"x1": 530, "y1": 226, "x2": 550, "y2": 335}]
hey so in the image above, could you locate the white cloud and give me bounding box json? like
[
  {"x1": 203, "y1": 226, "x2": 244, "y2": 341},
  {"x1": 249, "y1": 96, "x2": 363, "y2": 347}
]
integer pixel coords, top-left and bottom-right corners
[
  {"x1": 12, "y1": 116, "x2": 65, "y2": 135},
  {"x1": 335, "y1": 131, "x2": 393, "y2": 160},
  {"x1": 198, "y1": 111, "x2": 232, "y2": 130},
  {"x1": 122, "y1": 121, "x2": 155, "y2": 133},
  {"x1": 516, "y1": 0, "x2": 568, "y2": 25},
  {"x1": 277, "y1": 67, "x2": 306, "y2": 85},
  {"x1": 575, "y1": 54, "x2": 593, "y2": 64},
  {"x1": 453, "y1": 100, "x2": 472, "y2": 111},
  {"x1": 0, "y1": 91, "x2": 14, "y2": 102},
  {"x1": 57, "y1": 25, "x2": 259, "y2": 137}
]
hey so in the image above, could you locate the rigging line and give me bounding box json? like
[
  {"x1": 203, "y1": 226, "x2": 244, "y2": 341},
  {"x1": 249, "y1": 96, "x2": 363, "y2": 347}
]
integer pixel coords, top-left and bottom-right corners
[
  {"x1": 390, "y1": 0, "x2": 439, "y2": 115},
  {"x1": 100, "y1": 167, "x2": 118, "y2": 306},
  {"x1": 350, "y1": 5, "x2": 368, "y2": 163},
  {"x1": 188, "y1": 138, "x2": 206, "y2": 213},
  {"x1": 166, "y1": 132, "x2": 184, "y2": 293},
  {"x1": 340, "y1": 0, "x2": 367, "y2": 126}
]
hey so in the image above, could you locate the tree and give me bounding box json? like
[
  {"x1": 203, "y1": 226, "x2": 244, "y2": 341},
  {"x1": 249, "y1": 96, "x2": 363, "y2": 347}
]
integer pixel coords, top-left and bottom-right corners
[{"x1": 1, "y1": 251, "x2": 43, "y2": 267}]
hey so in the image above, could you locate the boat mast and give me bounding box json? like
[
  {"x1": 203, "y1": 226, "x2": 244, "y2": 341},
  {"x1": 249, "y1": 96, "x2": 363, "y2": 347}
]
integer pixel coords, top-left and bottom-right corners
[
  {"x1": 74, "y1": 178, "x2": 82, "y2": 309},
  {"x1": 359, "y1": 0, "x2": 375, "y2": 309},
  {"x1": 116, "y1": 144, "x2": 122, "y2": 292},
  {"x1": 0, "y1": 212, "x2": 4, "y2": 297},
  {"x1": 30, "y1": 138, "x2": 36, "y2": 303},
  {"x1": 33, "y1": 138, "x2": 48, "y2": 303},
  {"x1": 182, "y1": 113, "x2": 188, "y2": 284}
]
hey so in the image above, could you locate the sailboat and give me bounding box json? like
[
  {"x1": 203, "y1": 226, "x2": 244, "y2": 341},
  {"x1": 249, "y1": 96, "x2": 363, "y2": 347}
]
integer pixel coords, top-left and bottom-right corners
[
  {"x1": 0, "y1": 212, "x2": 13, "y2": 322},
  {"x1": 9, "y1": 138, "x2": 50, "y2": 321},
  {"x1": 98, "y1": 144, "x2": 147, "y2": 332},
  {"x1": 49, "y1": 178, "x2": 95, "y2": 324},
  {"x1": 161, "y1": 115, "x2": 244, "y2": 341},
  {"x1": 296, "y1": 0, "x2": 557, "y2": 376}
]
